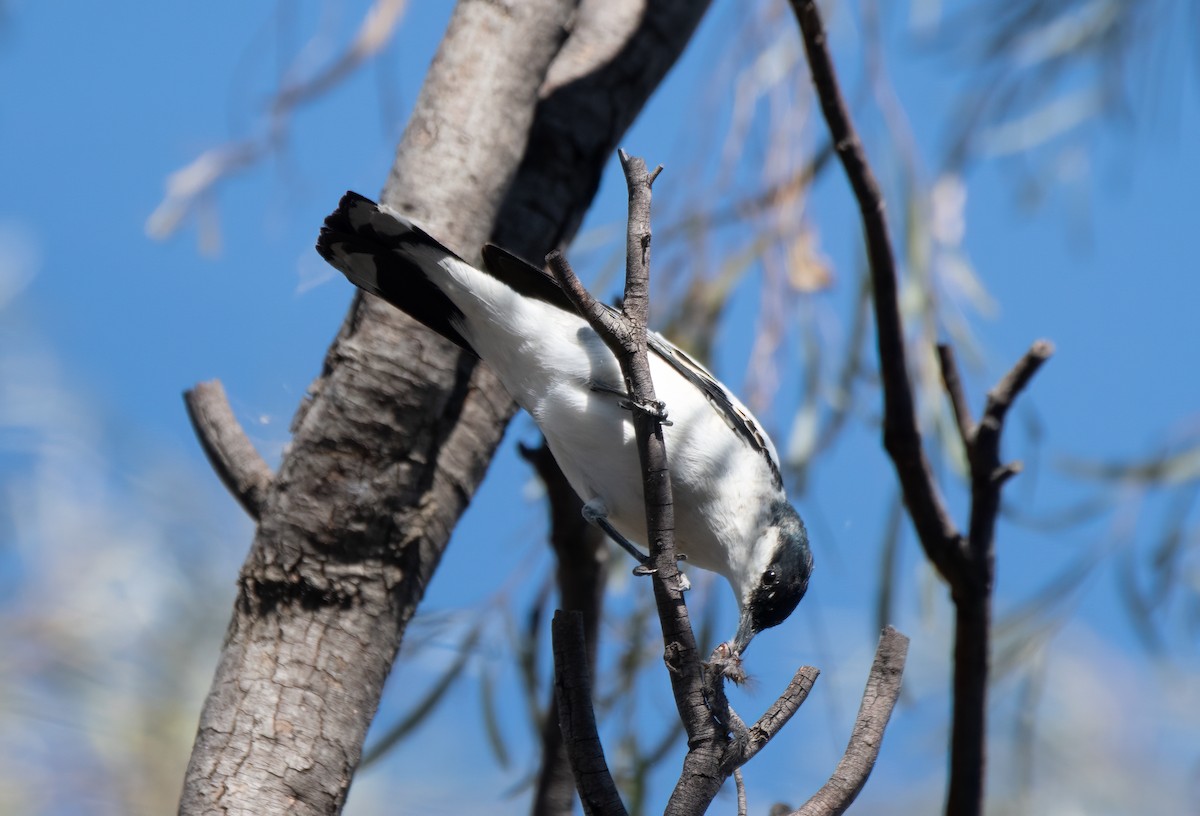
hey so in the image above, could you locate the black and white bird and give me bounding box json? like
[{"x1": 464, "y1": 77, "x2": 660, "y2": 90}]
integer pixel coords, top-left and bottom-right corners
[{"x1": 316, "y1": 192, "x2": 813, "y2": 652}]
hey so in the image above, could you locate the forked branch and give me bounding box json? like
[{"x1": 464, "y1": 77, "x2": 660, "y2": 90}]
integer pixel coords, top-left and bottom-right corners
[
  {"x1": 789, "y1": 2, "x2": 1052, "y2": 815},
  {"x1": 547, "y1": 154, "x2": 727, "y2": 815},
  {"x1": 547, "y1": 152, "x2": 908, "y2": 816}
]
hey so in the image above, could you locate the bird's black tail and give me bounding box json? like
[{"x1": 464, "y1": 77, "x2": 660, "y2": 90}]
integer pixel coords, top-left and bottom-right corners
[{"x1": 315, "y1": 191, "x2": 474, "y2": 352}]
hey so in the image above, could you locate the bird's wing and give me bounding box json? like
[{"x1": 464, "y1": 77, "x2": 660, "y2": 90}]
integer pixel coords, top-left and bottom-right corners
[
  {"x1": 481, "y1": 243, "x2": 576, "y2": 313},
  {"x1": 483, "y1": 242, "x2": 783, "y2": 490},
  {"x1": 644, "y1": 332, "x2": 783, "y2": 489}
]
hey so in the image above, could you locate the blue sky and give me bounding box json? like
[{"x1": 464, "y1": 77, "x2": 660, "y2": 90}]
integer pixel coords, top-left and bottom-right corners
[{"x1": 2, "y1": 1, "x2": 1198, "y2": 813}]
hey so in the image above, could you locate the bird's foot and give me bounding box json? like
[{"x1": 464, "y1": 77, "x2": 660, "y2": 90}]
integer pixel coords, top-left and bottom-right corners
[
  {"x1": 618, "y1": 395, "x2": 672, "y2": 426},
  {"x1": 581, "y1": 501, "x2": 692, "y2": 583},
  {"x1": 590, "y1": 383, "x2": 672, "y2": 425}
]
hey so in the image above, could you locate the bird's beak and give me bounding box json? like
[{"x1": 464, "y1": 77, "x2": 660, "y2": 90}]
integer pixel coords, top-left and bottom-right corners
[{"x1": 731, "y1": 607, "x2": 757, "y2": 655}]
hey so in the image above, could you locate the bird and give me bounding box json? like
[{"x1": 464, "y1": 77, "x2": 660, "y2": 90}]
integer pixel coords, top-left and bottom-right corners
[{"x1": 315, "y1": 191, "x2": 813, "y2": 653}]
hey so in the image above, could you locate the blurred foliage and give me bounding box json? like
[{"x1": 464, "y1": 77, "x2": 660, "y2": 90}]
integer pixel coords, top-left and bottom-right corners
[
  {"x1": 1062, "y1": 435, "x2": 1200, "y2": 653},
  {"x1": 0, "y1": 310, "x2": 249, "y2": 813},
  {"x1": 924, "y1": 0, "x2": 1200, "y2": 168}
]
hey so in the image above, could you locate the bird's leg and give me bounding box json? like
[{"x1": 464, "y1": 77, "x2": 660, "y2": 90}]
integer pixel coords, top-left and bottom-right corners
[
  {"x1": 589, "y1": 382, "x2": 672, "y2": 426},
  {"x1": 581, "y1": 500, "x2": 656, "y2": 575}
]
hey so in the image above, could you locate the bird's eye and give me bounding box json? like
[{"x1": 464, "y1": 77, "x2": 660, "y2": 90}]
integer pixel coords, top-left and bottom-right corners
[{"x1": 763, "y1": 569, "x2": 777, "y2": 585}]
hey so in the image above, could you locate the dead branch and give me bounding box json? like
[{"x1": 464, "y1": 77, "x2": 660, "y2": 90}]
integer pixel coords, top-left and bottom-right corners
[
  {"x1": 936, "y1": 344, "x2": 976, "y2": 446},
  {"x1": 547, "y1": 153, "x2": 848, "y2": 816},
  {"x1": 520, "y1": 440, "x2": 609, "y2": 816},
  {"x1": 727, "y1": 664, "x2": 821, "y2": 768},
  {"x1": 789, "y1": 2, "x2": 1052, "y2": 815},
  {"x1": 546, "y1": 156, "x2": 709, "y2": 741},
  {"x1": 793, "y1": 627, "x2": 909, "y2": 816},
  {"x1": 789, "y1": 0, "x2": 968, "y2": 592},
  {"x1": 183, "y1": 379, "x2": 272, "y2": 519},
  {"x1": 551, "y1": 611, "x2": 627, "y2": 816},
  {"x1": 548, "y1": 154, "x2": 726, "y2": 815}
]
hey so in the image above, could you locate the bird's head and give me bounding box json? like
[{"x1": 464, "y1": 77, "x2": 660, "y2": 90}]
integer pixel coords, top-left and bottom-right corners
[{"x1": 731, "y1": 500, "x2": 813, "y2": 654}]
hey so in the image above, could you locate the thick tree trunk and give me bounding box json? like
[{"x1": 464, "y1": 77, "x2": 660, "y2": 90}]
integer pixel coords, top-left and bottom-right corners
[
  {"x1": 178, "y1": 3, "x2": 574, "y2": 813},
  {"x1": 178, "y1": 1, "x2": 712, "y2": 814}
]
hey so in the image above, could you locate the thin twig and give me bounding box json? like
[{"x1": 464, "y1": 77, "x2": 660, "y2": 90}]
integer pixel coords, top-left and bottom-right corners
[
  {"x1": 546, "y1": 164, "x2": 705, "y2": 736},
  {"x1": 966, "y1": 338, "x2": 1053, "y2": 517},
  {"x1": 551, "y1": 153, "x2": 837, "y2": 815},
  {"x1": 792, "y1": 627, "x2": 910, "y2": 816},
  {"x1": 551, "y1": 611, "x2": 627, "y2": 816},
  {"x1": 980, "y1": 340, "x2": 1054, "y2": 436},
  {"x1": 936, "y1": 343, "x2": 975, "y2": 446},
  {"x1": 183, "y1": 379, "x2": 273, "y2": 519},
  {"x1": 734, "y1": 768, "x2": 748, "y2": 816},
  {"x1": 546, "y1": 251, "x2": 632, "y2": 355}
]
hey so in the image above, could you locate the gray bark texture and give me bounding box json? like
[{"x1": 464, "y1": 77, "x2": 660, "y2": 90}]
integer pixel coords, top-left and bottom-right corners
[{"x1": 178, "y1": 1, "x2": 712, "y2": 814}]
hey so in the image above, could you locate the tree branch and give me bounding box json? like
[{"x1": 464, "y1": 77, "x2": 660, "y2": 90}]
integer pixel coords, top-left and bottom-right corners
[
  {"x1": 520, "y1": 440, "x2": 609, "y2": 816},
  {"x1": 728, "y1": 665, "x2": 821, "y2": 768},
  {"x1": 967, "y1": 340, "x2": 1054, "y2": 566},
  {"x1": 548, "y1": 155, "x2": 728, "y2": 816},
  {"x1": 949, "y1": 340, "x2": 1052, "y2": 815},
  {"x1": 790, "y1": 4, "x2": 1053, "y2": 816},
  {"x1": 179, "y1": 3, "x2": 574, "y2": 813},
  {"x1": 550, "y1": 152, "x2": 851, "y2": 815},
  {"x1": 936, "y1": 344, "x2": 975, "y2": 447},
  {"x1": 551, "y1": 611, "x2": 627, "y2": 816},
  {"x1": 734, "y1": 767, "x2": 747, "y2": 816},
  {"x1": 793, "y1": 627, "x2": 909, "y2": 816},
  {"x1": 789, "y1": 0, "x2": 969, "y2": 592},
  {"x1": 545, "y1": 160, "x2": 702, "y2": 731},
  {"x1": 183, "y1": 379, "x2": 273, "y2": 519},
  {"x1": 182, "y1": 2, "x2": 720, "y2": 811}
]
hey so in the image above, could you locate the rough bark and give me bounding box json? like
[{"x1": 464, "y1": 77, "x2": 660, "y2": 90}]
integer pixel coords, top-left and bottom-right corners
[
  {"x1": 179, "y1": 2, "x2": 574, "y2": 813},
  {"x1": 179, "y1": 1, "x2": 714, "y2": 814},
  {"x1": 793, "y1": 628, "x2": 908, "y2": 816}
]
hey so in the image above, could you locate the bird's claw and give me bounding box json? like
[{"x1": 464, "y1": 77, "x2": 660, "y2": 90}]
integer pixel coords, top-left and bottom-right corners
[
  {"x1": 618, "y1": 395, "x2": 672, "y2": 425},
  {"x1": 589, "y1": 382, "x2": 672, "y2": 425},
  {"x1": 709, "y1": 642, "x2": 748, "y2": 685}
]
